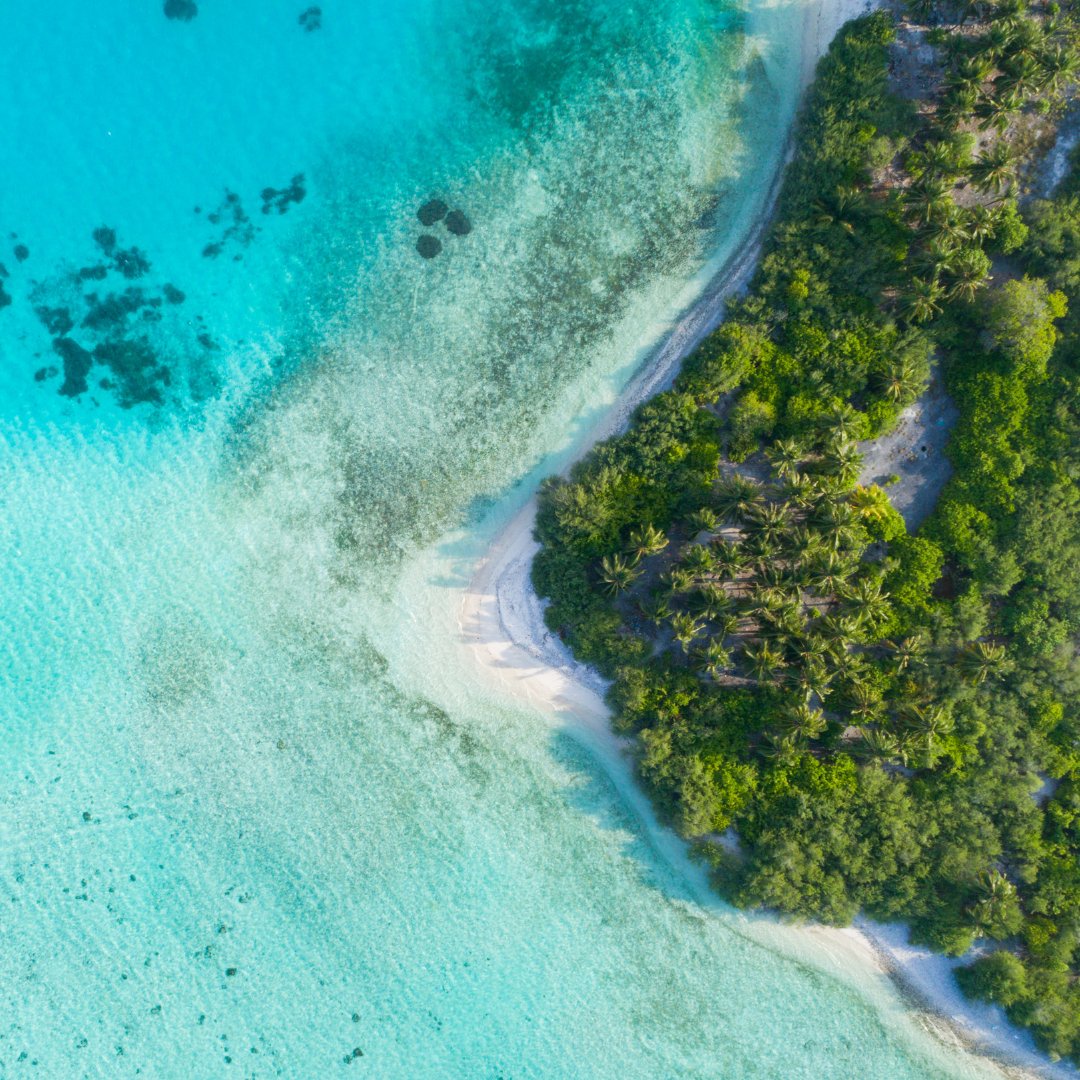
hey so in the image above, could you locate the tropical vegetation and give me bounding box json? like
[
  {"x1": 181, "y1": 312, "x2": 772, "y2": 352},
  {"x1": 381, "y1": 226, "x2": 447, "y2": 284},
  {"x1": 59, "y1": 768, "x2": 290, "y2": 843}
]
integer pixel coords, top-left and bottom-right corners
[{"x1": 533, "y1": 0, "x2": 1080, "y2": 1062}]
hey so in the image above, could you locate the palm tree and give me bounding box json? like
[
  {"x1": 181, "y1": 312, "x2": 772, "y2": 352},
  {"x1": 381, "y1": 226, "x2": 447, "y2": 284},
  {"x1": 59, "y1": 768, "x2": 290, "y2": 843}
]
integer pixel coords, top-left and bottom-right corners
[
  {"x1": 916, "y1": 140, "x2": 963, "y2": 181},
  {"x1": 766, "y1": 437, "x2": 804, "y2": 480},
  {"x1": 628, "y1": 523, "x2": 668, "y2": 560},
  {"x1": 813, "y1": 185, "x2": 864, "y2": 235},
  {"x1": 815, "y1": 610, "x2": 862, "y2": 644},
  {"x1": 784, "y1": 702, "x2": 828, "y2": 742},
  {"x1": 827, "y1": 406, "x2": 863, "y2": 444},
  {"x1": 1038, "y1": 45, "x2": 1080, "y2": 94},
  {"x1": 743, "y1": 641, "x2": 783, "y2": 683},
  {"x1": 971, "y1": 143, "x2": 1016, "y2": 195},
  {"x1": 890, "y1": 632, "x2": 929, "y2": 673},
  {"x1": 976, "y1": 93, "x2": 1020, "y2": 135},
  {"x1": 843, "y1": 577, "x2": 891, "y2": 631},
  {"x1": 691, "y1": 583, "x2": 732, "y2": 621},
  {"x1": 713, "y1": 612, "x2": 740, "y2": 641},
  {"x1": 965, "y1": 204, "x2": 998, "y2": 245},
  {"x1": 902, "y1": 275, "x2": 945, "y2": 324},
  {"x1": 947, "y1": 247, "x2": 990, "y2": 303},
  {"x1": 905, "y1": 178, "x2": 951, "y2": 225},
  {"x1": 697, "y1": 639, "x2": 733, "y2": 679},
  {"x1": 938, "y1": 87, "x2": 979, "y2": 130},
  {"x1": 821, "y1": 438, "x2": 863, "y2": 488},
  {"x1": 998, "y1": 53, "x2": 1041, "y2": 99},
  {"x1": 897, "y1": 702, "x2": 953, "y2": 755},
  {"x1": 985, "y1": 20, "x2": 1020, "y2": 63},
  {"x1": 785, "y1": 525, "x2": 820, "y2": 564},
  {"x1": 714, "y1": 475, "x2": 761, "y2": 521},
  {"x1": 792, "y1": 659, "x2": 835, "y2": 703},
  {"x1": 669, "y1": 611, "x2": 705, "y2": 653},
  {"x1": 661, "y1": 566, "x2": 695, "y2": 595},
  {"x1": 746, "y1": 501, "x2": 790, "y2": 544},
  {"x1": 681, "y1": 543, "x2": 715, "y2": 576},
  {"x1": 874, "y1": 353, "x2": 925, "y2": 405},
  {"x1": 856, "y1": 726, "x2": 901, "y2": 766},
  {"x1": 957, "y1": 640, "x2": 1009, "y2": 684},
  {"x1": 1005, "y1": 17, "x2": 1046, "y2": 63},
  {"x1": 747, "y1": 535, "x2": 781, "y2": 574},
  {"x1": 759, "y1": 732, "x2": 800, "y2": 764},
  {"x1": 639, "y1": 593, "x2": 670, "y2": 625},
  {"x1": 967, "y1": 869, "x2": 1019, "y2": 938},
  {"x1": 845, "y1": 680, "x2": 884, "y2": 724},
  {"x1": 689, "y1": 507, "x2": 720, "y2": 535},
  {"x1": 599, "y1": 553, "x2": 641, "y2": 595},
  {"x1": 810, "y1": 550, "x2": 855, "y2": 596},
  {"x1": 947, "y1": 56, "x2": 992, "y2": 95},
  {"x1": 924, "y1": 207, "x2": 972, "y2": 248},
  {"x1": 711, "y1": 540, "x2": 747, "y2": 577}
]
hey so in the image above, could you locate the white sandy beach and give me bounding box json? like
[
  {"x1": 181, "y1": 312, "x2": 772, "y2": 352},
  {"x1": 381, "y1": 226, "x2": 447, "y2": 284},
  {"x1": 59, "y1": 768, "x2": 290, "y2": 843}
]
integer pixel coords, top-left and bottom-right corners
[{"x1": 454, "y1": 0, "x2": 1079, "y2": 1076}]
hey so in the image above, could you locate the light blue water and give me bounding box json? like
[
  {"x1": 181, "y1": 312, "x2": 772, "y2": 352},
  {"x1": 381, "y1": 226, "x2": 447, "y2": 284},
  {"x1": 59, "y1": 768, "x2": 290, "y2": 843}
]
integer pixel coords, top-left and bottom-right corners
[{"x1": 1, "y1": 3, "x2": 998, "y2": 1078}]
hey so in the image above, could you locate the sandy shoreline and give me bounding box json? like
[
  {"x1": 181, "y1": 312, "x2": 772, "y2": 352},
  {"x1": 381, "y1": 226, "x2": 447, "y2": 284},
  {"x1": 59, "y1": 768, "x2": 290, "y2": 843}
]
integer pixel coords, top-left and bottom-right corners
[{"x1": 456, "y1": 0, "x2": 1073, "y2": 1076}]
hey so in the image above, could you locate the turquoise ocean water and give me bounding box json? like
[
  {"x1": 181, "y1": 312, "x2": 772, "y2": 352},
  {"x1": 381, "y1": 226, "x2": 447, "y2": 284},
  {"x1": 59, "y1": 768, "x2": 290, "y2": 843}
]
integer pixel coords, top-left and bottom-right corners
[{"x1": 1, "y1": 2, "x2": 1001, "y2": 1077}]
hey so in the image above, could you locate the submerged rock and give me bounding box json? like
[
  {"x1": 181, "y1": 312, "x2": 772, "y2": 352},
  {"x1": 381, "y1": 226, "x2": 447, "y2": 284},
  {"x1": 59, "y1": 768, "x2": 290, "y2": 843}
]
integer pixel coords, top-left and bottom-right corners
[
  {"x1": 416, "y1": 235, "x2": 442, "y2": 259},
  {"x1": 299, "y1": 6, "x2": 322, "y2": 31},
  {"x1": 13, "y1": 243, "x2": 29, "y2": 262},
  {"x1": 417, "y1": 198, "x2": 448, "y2": 227},
  {"x1": 164, "y1": 0, "x2": 198, "y2": 20},
  {"x1": 444, "y1": 209, "x2": 471, "y2": 236}
]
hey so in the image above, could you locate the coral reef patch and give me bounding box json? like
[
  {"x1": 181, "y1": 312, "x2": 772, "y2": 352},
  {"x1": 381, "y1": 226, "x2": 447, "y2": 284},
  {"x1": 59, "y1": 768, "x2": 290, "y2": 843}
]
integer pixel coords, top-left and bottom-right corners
[
  {"x1": 164, "y1": 0, "x2": 198, "y2": 21},
  {"x1": 416, "y1": 235, "x2": 442, "y2": 259},
  {"x1": 417, "y1": 198, "x2": 448, "y2": 226},
  {"x1": 260, "y1": 174, "x2": 306, "y2": 216},
  {"x1": 444, "y1": 209, "x2": 471, "y2": 236}
]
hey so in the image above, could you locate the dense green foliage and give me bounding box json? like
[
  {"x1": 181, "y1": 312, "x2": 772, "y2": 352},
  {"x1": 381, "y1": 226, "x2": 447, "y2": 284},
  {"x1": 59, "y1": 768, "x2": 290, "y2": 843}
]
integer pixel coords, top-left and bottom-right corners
[{"x1": 534, "y1": 2, "x2": 1080, "y2": 1064}]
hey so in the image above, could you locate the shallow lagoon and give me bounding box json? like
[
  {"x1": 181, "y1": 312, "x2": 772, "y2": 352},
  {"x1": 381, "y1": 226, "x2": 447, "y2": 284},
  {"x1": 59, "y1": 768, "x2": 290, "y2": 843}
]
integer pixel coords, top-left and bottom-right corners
[{"x1": 1, "y1": 1, "x2": 1001, "y2": 1076}]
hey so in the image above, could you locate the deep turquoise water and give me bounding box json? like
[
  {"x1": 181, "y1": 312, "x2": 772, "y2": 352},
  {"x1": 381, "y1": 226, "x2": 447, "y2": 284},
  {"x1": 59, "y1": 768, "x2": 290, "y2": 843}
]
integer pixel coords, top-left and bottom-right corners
[{"x1": 1, "y1": 3, "x2": 999, "y2": 1077}]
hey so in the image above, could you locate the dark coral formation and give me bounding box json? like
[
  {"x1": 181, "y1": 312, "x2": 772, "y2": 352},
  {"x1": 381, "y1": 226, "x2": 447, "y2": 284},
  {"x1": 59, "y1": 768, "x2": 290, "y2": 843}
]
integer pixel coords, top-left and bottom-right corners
[
  {"x1": 28, "y1": 226, "x2": 202, "y2": 409},
  {"x1": 13, "y1": 243, "x2": 28, "y2": 262},
  {"x1": 444, "y1": 209, "x2": 472, "y2": 236},
  {"x1": 53, "y1": 338, "x2": 94, "y2": 398},
  {"x1": 92, "y1": 226, "x2": 117, "y2": 253},
  {"x1": 93, "y1": 338, "x2": 171, "y2": 406},
  {"x1": 416, "y1": 235, "x2": 442, "y2": 259},
  {"x1": 201, "y1": 190, "x2": 257, "y2": 258},
  {"x1": 112, "y1": 246, "x2": 151, "y2": 280},
  {"x1": 164, "y1": 0, "x2": 198, "y2": 21},
  {"x1": 34, "y1": 305, "x2": 74, "y2": 336},
  {"x1": 417, "y1": 198, "x2": 448, "y2": 227},
  {"x1": 82, "y1": 288, "x2": 154, "y2": 332},
  {"x1": 260, "y1": 174, "x2": 306, "y2": 216},
  {"x1": 299, "y1": 6, "x2": 322, "y2": 31}
]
